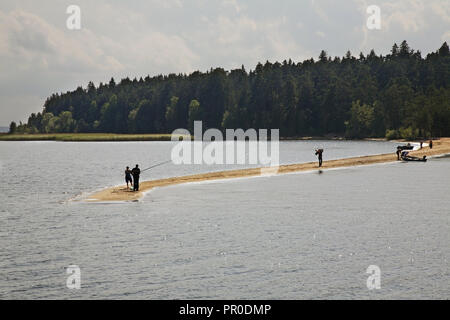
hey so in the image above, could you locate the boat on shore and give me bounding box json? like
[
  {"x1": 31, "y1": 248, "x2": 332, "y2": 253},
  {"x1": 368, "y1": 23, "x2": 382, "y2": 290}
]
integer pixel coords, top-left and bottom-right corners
[
  {"x1": 397, "y1": 143, "x2": 415, "y2": 151},
  {"x1": 401, "y1": 151, "x2": 427, "y2": 162}
]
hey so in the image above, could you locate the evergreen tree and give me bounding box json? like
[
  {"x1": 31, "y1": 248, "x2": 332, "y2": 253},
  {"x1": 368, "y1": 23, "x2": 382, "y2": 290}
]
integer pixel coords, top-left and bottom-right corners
[{"x1": 9, "y1": 121, "x2": 17, "y2": 134}]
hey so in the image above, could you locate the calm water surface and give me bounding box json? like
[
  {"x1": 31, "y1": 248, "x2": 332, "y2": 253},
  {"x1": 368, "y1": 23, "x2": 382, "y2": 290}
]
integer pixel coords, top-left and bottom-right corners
[{"x1": 0, "y1": 140, "x2": 448, "y2": 299}]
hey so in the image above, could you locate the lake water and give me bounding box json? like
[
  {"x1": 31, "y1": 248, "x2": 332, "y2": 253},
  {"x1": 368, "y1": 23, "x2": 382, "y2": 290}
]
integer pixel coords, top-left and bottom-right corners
[{"x1": 0, "y1": 140, "x2": 448, "y2": 299}]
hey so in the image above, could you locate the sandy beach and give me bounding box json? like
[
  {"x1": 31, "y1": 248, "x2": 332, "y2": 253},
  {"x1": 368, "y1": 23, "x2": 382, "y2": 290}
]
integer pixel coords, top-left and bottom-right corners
[{"x1": 86, "y1": 138, "x2": 450, "y2": 202}]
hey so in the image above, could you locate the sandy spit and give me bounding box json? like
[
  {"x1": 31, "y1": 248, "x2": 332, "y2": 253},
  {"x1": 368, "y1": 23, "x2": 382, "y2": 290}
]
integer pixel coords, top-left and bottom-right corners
[{"x1": 86, "y1": 138, "x2": 450, "y2": 202}]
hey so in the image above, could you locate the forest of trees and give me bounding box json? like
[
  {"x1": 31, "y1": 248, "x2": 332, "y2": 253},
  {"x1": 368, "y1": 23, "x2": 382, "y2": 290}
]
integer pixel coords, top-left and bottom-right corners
[{"x1": 10, "y1": 41, "x2": 450, "y2": 139}]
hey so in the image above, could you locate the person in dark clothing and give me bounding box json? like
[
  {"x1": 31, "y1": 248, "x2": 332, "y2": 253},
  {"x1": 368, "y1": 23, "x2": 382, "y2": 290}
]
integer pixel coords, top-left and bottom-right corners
[
  {"x1": 429, "y1": 140, "x2": 433, "y2": 149},
  {"x1": 315, "y1": 149, "x2": 323, "y2": 167},
  {"x1": 125, "y1": 166, "x2": 133, "y2": 189},
  {"x1": 396, "y1": 147, "x2": 402, "y2": 160},
  {"x1": 401, "y1": 151, "x2": 409, "y2": 160},
  {"x1": 131, "y1": 165, "x2": 141, "y2": 191}
]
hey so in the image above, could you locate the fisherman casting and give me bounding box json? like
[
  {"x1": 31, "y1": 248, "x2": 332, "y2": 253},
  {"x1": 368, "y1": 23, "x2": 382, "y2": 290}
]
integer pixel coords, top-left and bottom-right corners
[
  {"x1": 131, "y1": 164, "x2": 141, "y2": 191},
  {"x1": 124, "y1": 160, "x2": 172, "y2": 192}
]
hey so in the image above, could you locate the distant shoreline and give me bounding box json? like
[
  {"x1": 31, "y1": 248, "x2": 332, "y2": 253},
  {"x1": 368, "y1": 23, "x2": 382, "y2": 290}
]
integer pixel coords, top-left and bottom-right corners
[
  {"x1": 0, "y1": 133, "x2": 353, "y2": 142},
  {"x1": 0, "y1": 132, "x2": 440, "y2": 142},
  {"x1": 0, "y1": 133, "x2": 177, "y2": 142}
]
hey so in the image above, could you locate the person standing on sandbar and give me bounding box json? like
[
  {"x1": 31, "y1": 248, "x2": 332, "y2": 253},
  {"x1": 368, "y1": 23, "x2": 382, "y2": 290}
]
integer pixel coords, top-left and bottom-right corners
[
  {"x1": 125, "y1": 166, "x2": 133, "y2": 189},
  {"x1": 315, "y1": 149, "x2": 324, "y2": 167},
  {"x1": 396, "y1": 146, "x2": 402, "y2": 160},
  {"x1": 131, "y1": 164, "x2": 141, "y2": 191}
]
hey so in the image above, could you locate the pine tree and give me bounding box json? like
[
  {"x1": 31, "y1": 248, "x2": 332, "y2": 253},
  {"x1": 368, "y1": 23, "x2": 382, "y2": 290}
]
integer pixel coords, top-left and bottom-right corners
[{"x1": 9, "y1": 121, "x2": 17, "y2": 134}]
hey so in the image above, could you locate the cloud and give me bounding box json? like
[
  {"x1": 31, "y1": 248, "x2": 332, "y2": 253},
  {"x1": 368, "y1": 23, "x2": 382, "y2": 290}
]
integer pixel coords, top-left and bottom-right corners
[
  {"x1": 221, "y1": 0, "x2": 243, "y2": 14},
  {"x1": 188, "y1": 13, "x2": 313, "y2": 70},
  {"x1": 0, "y1": 6, "x2": 200, "y2": 124},
  {"x1": 382, "y1": 1, "x2": 427, "y2": 33},
  {"x1": 310, "y1": 0, "x2": 330, "y2": 23},
  {"x1": 354, "y1": 0, "x2": 450, "y2": 56},
  {"x1": 0, "y1": 10, "x2": 125, "y2": 74},
  {"x1": 430, "y1": 1, "x2": 450, "y2": 24},
  {"x1": 315, "y1": 31, "x2": 325, "y2": 38},
  {"x1": 129, "y1": 31, "x2": 198, "y2": 73},
  {"x1": 442, "y1": 31, "x2": 450, "y2": 43},
  {"x1": 0, "y1": 7, "x2": 199, "y2": 76}
]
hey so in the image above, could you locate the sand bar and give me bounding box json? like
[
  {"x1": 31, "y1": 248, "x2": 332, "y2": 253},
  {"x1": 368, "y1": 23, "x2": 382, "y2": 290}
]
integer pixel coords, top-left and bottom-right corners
[{"x1": 86, "y1": 138, "x2": 450, "y2": 202}]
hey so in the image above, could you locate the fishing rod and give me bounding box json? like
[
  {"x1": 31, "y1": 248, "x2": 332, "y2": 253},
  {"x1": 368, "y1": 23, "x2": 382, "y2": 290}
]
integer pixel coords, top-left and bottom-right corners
[{"x1": 141, "y1": 160, "x2": 172, "y2": 173}]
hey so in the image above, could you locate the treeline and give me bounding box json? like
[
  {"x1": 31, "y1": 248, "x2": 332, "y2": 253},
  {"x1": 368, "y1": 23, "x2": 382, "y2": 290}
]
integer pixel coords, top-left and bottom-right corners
[{"x1": 11, "y1": 41, "x2": 450, "y2": 139}]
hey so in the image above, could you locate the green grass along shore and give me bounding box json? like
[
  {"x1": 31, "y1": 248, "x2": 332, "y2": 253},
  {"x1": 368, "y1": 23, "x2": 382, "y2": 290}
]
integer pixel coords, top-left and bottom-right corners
[
  {"x1": 0, "y1": 133, "x2": 178, "y2": 142},
  {"x1": 1, "y1": 132, "x2": 427, "y2": 142},
  {"x1": 0, "y1": 133, "x2": 375, "y2": 142}
]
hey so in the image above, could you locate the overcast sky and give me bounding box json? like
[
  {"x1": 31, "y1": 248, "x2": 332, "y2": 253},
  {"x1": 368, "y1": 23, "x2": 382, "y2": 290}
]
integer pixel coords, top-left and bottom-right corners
[{"x1": 0, "y1": 0, "x2": 449, "y2": 127}]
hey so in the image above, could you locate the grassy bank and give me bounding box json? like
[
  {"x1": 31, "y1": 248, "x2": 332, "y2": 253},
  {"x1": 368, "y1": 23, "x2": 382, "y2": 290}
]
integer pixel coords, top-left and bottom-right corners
[
  {"x1": 1, "y1": 133, "x2": 368, "y2": 142},
  {"x1": 3, "y1": 133, "x2": 431, "y2": 142},
  {"x1": 0, "y1": 133, "x2": 184, "y2": 142}
]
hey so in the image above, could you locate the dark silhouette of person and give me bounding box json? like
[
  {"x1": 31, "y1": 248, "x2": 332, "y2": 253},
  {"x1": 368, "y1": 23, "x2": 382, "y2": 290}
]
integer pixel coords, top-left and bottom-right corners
[
  {"x1": 401, "y1": 151, "x2": 409, "y2": 160},
  {"x1": 131, "y1": 165, "x2": 141, "y2": 191},
  {"x1": 429, "y1": 140, "x2": 433, "y2": 149},
  {"x1": 315, "y1": 149, "x2": 323, "y2": 167},
  {"x1": 125, "y1": 166, "x2": 133, "y2": 189},
  {"x1": 396, "y1": 147, "x2": 402, "y2": 160}
]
